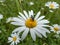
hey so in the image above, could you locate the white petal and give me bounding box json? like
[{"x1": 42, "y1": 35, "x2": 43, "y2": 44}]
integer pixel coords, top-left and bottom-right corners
[
  {"x1": 50, "y1": 26, "x2": 55, "y2": 32},
  {"x1": 18, "y1": 16, "x2": 25, "y2": 21},
  {"x1": 12, "y1": 17, "x2": 23, "y2": 22},
  {"x1": 49, "y1": 10, "x2": 53, "y2": 12},
  {"x1": 40, "y1": 27, "x2": 50, "y2": 33},
  {"x1": 41, "y1": 25, "x2": 51, "y2": 27},
  {"x1": 10, "y1": 41, "x2": 14, "y2": 45},
  {"x1": 35, "y1": 11, "x2": 41, "y2": 20},
  {"x1": 34, "y1": 30, "x2": 42, "y2": 38},
  {"x1": 30, "y1": 29, "x2": 36, "y2": 41},
  {"x1": 29, "y1": 2, "x2": 34, "y2": 5},
  {"x1": 37, "y1": 16, "x2": 45, "y2": 21},
  {"x1": 16, "y1": 38, "x2": 20, "y2": 43},
  {"x1": 15, "y1": 40, "x2": 19, "y2": 45},
  {"x1": 30, "y1": 10, "x2": 34, "y2": 15},
  {"x1": 53, "y1": 24, "x2": 59, "y2": 27},
  {"x1": 23, "y1": 11, "x2": 28, "y2": 18},
  {"x1": 17, "y1": 27, "x2": 26, "y2": 34},
  {"x1": 21, "y1": 28, "x2": 29, "y2": 41},
  {"x1": 0, "y1": 14, "x2": 3, "y2": 19},
  {"x1": 28, "y1": 11, "x2": 31, "y2": 17},
  {"x1": 19, "y1": 12, "x2": 26, "y2": 20},
  {"x1": 57, "y1": 31, "x2": 60, "y2": 34},
  {"x1": 38, "y1": 20, "x2": 49, "y2": 24},
  {"x1": 29, "y1": 10, "x2": 34, "y2": 17},
  {"x1": 35, "y1": 28, "x2": 47, "y2": 38},
  {"x1": 15, "y1": 42, "x2": 18, "y2": 45},
  {"x1": 8, "y1": 37, "x2": 12, "y2": 40},
  {"x1": 12, "y1": 27, "x2": 25, "y2": 33},
  {"x1": 11, "y1": 33, "x2": 17, "y2": 37},
  {"x1": 11, "y1": 21, "x2": 25, "y2": 26},
  {"x1": 6, "y1": 17, "x2": 12, "y2": 23},
  {"x1": 8, "y1": 37, "x2": 13, "y2": 43},
  {"x1": 45, "y1": 2, "x2": 51, "y2": 7}
]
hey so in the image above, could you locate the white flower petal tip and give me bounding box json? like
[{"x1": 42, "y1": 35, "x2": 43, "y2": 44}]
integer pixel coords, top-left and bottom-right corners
[
  {"x1": 0, "y1": 14, "x2": 3, "y2": 19},
  {"x1": 12, "y1": 27, "x2": 25, "y2": 33},
  {"x1": 29, "y1": 2, "x2": 34, "y2": 5},
  {"x1": 49, "y1": 10, "x2": 53, "y2": 12},
  {"x1": 30, "y1": 30, "x2": 36, "y2": 41},
  {"x1": 37, "y1": 16, "x2": 45, "y2": 21},
  {"x1": 6, "y1": 17, "x2": 18, "y2": 23},
  {"x1": 6, "y1": 17, "x2": 13, "y2": 23},
  {"x1": 43, "y1": 25, "x2": 51, "y2": 28},
  {"x1": 41, "y1": 8, "x2": 44, "y2": 10},
  {"x1": 50, "y1": 24, "x2": 60, "y2": 34},
  {"x1": 21, "y1": 29, "x2": 29, "y2": 41},
  {"x1": 35, "y1": 11, "x2": 41, "y2": 20},
  {"x1": 10, "y1": 10, "x2": 50, "y2": 41},
  {"x1": 45, "y1": 1, "x2": 59, "y2": 9},
  {"x1": 47, "y1": 31, "x2": 50, "y2": 33},
  {"x1": 19, "y1": 12, "x2": 26, "y2": 20},
  {"x1": 8, "y1": 33, "x2": 21, "y2": 45}
]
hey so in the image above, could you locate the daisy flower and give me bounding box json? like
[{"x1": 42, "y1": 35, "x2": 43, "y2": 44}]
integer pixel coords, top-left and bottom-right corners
[
  {"x1": 10, "y1": 10, "x2": 50, "y2": 41},
  {"x1": 45, "y1": 2, "x2": 59, "y2": 9},
  {"x1": 8, "y1": 33, "x2": 21, "y2": 45},
  {"x1": 29, "y1": 2, "x2": 34, "y2": 5},
  {"x1": 50, "y1": 24, "x2": 60, "y2": 34}
]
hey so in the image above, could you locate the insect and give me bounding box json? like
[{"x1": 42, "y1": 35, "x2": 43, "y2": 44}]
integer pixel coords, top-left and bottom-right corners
[{"x1": 31, "y1": 15, "x2": 34, "y2": 21}]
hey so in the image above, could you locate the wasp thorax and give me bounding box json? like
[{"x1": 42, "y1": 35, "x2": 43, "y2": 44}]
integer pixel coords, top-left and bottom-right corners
[{"x1": 31, "y1": 15, "x2": 34, "y2": 21}]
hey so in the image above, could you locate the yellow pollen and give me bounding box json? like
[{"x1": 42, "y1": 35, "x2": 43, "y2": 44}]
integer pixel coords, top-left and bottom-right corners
[
  {"x1": 13, "y1": 36, "x2": 17, "y2": 41},
  {"x1": 25, "y1": 18, "x2": 37, "y2": 28},
  {"x1": 50, "y1": 4, "x2": 54, "y2": 8},
  {"x1": 54, "y1": 27, "x2": 59, "y2": 31}
]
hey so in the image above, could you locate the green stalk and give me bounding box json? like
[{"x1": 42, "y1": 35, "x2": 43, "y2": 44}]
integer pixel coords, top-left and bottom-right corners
[
  {"x1": 48, "y1": 12, "x2": 53, "y2": 20},
  {"x1": 15, "y1": 0, "x2": 20, "y2": 12}
]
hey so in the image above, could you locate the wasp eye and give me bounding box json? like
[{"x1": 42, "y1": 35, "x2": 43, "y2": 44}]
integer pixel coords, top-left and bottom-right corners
[{"x1": 31, "y1": 15, "x2": 34, "y2": 21}]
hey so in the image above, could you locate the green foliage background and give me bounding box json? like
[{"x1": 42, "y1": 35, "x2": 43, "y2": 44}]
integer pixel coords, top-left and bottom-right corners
[{"x1": 0, "y1": 0, "x2": 60, "y2": 45}]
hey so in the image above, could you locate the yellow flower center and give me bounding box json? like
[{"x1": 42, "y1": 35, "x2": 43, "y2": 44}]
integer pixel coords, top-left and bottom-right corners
[
  {"x1": 13, "y1": 36, "x2": 17, "y2": 41},
  {"x1": 50, "y1": 4, "x2": 54, "y2": 8},
  {"x1": 54, "y1": 27, "x2": 59, "y2": 31},
  {"x1": 25, "y1": 18, "x2": 37, "y2": 28}
]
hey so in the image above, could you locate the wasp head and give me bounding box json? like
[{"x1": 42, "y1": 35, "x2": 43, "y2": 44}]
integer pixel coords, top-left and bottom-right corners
[{"x1": 31, "y1": 15, "x2": 34, "y2": 21}]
